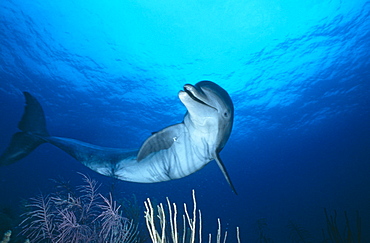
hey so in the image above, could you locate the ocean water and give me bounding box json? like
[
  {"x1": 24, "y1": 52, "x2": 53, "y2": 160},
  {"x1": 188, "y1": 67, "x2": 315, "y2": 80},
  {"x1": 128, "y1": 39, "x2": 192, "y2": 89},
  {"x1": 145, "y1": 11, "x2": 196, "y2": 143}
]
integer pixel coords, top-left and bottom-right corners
[{"x1": 0, "y1": 0, "x2": 369, "y2": 242}]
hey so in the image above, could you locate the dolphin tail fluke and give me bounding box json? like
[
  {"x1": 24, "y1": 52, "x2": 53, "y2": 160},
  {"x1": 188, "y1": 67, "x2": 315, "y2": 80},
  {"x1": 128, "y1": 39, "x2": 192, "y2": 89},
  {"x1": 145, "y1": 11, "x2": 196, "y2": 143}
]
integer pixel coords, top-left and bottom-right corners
[{"x1": 0, "y1": 92, "x2": 49, "y2": 166}]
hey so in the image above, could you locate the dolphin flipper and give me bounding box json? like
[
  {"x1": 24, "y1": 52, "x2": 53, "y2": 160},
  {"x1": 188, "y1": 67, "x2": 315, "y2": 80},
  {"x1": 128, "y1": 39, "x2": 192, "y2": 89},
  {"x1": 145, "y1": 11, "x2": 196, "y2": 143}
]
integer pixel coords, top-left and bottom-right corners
[
  {"x1": 137, "y1": 124, "x2": 184, "y2": 161},
  {"x1": 214, "y1": 152, "x2": 237, "y2": 195},
  {"x1": 0, "y1": 92, "x2": 49, "y2": 166}
]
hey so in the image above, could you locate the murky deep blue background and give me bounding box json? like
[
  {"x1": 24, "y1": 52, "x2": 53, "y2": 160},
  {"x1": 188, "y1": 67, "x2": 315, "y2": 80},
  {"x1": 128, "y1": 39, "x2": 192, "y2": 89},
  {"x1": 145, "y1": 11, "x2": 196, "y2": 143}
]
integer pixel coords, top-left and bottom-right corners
[{"x1": 1, "y1": 0, "x2": 370, "y2": 242}]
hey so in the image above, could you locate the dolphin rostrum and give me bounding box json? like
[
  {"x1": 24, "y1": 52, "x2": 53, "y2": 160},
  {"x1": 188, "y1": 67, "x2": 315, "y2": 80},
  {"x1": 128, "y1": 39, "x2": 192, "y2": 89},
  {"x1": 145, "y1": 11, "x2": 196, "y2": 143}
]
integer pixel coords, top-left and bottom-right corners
[{"x1": 0, "y1": 81, "x2": 236, "y2": 193}]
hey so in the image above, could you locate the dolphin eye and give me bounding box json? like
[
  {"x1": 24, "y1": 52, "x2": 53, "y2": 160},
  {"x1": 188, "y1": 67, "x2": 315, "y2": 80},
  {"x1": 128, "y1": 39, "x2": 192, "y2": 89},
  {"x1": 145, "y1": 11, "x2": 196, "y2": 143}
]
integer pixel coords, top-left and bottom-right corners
[{"x1": 223, "y1": 112, "x2": 228, "y2": 118}]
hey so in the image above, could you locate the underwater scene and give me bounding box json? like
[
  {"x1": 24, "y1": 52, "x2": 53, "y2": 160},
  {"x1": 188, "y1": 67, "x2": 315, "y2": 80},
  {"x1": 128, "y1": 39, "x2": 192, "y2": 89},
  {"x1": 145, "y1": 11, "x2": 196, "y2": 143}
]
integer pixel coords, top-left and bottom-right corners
[{"x1": 0, "y1": 0, "x2": 369, "y2": 242}]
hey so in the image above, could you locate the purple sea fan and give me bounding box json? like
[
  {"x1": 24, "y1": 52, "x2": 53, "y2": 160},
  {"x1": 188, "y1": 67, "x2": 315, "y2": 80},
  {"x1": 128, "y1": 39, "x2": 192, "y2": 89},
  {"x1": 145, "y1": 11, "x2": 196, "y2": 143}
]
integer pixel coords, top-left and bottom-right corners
[
  {"x1": 20, "y1": 194, "x2": 58, "y2": 242},
  {"x1": 56, "y1": 209, "x2": 95, "y2": 243},
  {"x1": 20, "y1": 174, "x2": 141, "y2": 243},
  {"x1": 96, "y1": 193, "x2": 138, "y2": 243}
]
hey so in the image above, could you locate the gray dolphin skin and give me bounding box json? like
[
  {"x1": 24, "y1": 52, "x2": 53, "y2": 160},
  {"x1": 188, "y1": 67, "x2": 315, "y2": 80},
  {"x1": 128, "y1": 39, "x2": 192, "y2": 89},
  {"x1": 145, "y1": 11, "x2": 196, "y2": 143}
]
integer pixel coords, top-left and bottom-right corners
[{"x1": 0, "y1": 81, "x2": 237, "y2": 194}]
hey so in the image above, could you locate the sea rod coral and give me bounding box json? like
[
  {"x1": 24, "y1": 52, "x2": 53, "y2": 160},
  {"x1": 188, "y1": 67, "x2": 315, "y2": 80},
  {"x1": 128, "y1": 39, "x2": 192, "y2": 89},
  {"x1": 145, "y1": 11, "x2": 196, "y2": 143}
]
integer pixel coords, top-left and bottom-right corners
[{"x1": 144, "y1": 190, "x2": 241, "y2": 243}]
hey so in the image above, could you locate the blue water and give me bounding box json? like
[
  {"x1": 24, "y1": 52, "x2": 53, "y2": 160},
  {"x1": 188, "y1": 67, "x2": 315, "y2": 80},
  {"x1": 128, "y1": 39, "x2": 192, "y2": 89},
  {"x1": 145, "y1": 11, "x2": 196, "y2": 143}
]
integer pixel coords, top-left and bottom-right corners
[{"x1": 1, "y1": 0, "x2": 369, "y2": 242}]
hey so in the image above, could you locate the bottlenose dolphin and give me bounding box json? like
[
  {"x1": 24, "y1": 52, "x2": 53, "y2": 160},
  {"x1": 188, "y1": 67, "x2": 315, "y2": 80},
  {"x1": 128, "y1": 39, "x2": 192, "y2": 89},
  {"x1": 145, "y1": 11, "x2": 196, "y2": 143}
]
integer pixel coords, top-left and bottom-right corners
[{"x1": 0, "y1": 81, "x2": 236, "y2": 193}]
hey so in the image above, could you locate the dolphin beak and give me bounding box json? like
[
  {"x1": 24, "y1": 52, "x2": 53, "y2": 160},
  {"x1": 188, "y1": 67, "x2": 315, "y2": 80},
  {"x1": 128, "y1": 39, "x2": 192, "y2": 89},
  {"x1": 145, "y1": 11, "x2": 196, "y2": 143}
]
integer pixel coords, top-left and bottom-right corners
[{"x1": 182, "y1": 84, "x2": 216, "y2": 110}]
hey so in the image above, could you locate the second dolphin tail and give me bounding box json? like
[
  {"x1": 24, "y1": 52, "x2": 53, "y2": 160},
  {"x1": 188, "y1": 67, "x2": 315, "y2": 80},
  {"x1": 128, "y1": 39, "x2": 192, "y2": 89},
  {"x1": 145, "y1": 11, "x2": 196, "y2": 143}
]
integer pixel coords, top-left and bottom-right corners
[{"x1": 0, "y1": 92, "x2": 49, "y2": 166}]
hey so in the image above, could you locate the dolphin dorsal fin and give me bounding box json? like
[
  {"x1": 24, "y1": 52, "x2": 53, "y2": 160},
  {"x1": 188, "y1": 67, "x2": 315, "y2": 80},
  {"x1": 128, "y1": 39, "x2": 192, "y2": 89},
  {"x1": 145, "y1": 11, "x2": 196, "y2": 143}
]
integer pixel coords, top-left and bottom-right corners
[
  {"x1": 214, "y1": 152, "x2": 237, "y2": 195},
  {"x1": 137, "y1": 124, "x2": 184, "y2": 162}
]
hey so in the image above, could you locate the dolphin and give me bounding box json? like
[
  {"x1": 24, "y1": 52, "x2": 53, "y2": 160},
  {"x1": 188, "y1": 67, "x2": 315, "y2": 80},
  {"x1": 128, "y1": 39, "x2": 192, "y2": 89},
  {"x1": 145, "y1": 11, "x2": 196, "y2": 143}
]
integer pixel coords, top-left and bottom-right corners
[{"x1": 0, "y1": 81, "x2": 236, "y2": 193}]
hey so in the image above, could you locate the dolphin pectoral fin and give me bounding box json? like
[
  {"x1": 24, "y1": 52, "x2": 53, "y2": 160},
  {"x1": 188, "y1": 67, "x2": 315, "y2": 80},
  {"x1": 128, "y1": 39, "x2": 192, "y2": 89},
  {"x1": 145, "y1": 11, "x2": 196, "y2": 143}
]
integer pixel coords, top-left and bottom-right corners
[
  {"x1": 137, "y1": 124, "x2": 184, "y2": 161},
  {"x1": 214, "y1": 153, "x2": 237, "y2": 195}
]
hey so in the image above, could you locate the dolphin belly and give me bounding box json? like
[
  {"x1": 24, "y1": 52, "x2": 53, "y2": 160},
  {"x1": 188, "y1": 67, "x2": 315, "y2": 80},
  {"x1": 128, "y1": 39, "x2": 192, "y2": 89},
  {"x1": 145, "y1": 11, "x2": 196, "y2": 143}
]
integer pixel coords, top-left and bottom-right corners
[{"x1": 114, "y1": 124, "x2": 211, "y2": 183}]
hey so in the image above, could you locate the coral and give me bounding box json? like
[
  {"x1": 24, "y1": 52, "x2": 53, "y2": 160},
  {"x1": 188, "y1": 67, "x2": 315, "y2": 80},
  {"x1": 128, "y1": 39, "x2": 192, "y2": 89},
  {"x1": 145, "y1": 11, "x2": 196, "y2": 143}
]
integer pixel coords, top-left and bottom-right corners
[
  {"x1": 0, "y1": 230, "x2": 11, "y2": 243},
  {"x1": 97, "y1": 194, "x2": 138, "y2": 242},
  {"x1": 0, "y1": 206, "x2": 17, "y2": 238},
  {"x1": 256, "y1": 218, "x2": 272, "y2": 243},
  {"x1": 287, "y1": 221, "x2": 312, "y2": 243},
  {"x1": 322, "y1": 209, "x2": 362, "y2": 243},
  {"x1": 144, "y1": 190, "x2": 241, "y2": 243},
  {"x1": 19, "y1": 174, "x2": 140, "y2": 243}
]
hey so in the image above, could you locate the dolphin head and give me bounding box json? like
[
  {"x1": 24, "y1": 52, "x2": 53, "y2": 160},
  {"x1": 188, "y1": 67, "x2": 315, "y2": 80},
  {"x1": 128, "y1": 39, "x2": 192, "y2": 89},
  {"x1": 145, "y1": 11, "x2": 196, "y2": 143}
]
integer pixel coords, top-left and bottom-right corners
[
  {"x1": 178, "y1": 81, "x2": 234, "y2": 151},
  {"x1": 178, "y1": 81, "x2": 236, "y2": 193}
]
